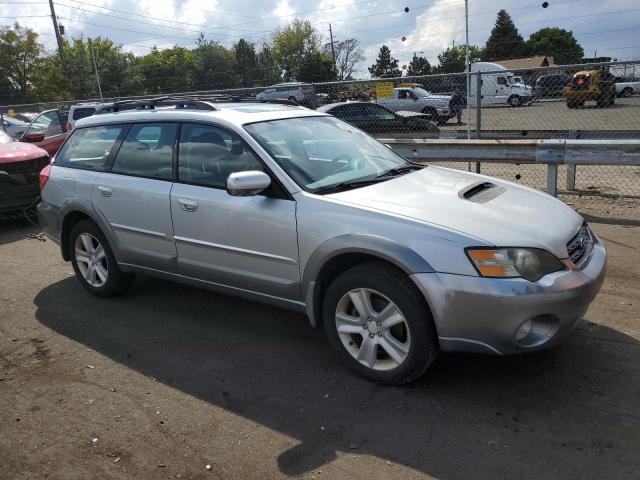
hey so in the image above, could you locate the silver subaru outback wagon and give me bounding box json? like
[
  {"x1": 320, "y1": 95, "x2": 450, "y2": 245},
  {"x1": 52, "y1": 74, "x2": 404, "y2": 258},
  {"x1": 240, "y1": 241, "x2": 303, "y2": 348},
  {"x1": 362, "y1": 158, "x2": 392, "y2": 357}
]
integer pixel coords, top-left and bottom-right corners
[{"x1": 37, "y1": 100, "x2": 606, "y2": 384}]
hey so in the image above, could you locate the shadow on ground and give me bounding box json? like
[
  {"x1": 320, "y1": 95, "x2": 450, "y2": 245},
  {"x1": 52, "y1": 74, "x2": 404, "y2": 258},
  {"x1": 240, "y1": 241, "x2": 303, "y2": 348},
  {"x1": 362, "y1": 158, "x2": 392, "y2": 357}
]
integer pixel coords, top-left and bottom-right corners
[
  {"x1": 0, "y1": 218, "x2": 40, "y2": 246},
  {"x1": 34, "y1": 276, "x2": 640, "y2": 479}
]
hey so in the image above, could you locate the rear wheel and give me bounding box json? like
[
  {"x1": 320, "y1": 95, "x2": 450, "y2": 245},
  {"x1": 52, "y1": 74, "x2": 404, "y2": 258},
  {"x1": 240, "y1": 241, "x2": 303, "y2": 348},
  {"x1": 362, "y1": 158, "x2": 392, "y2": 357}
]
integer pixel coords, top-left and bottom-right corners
[
  {"x1": 69, "y1": 220, "x2": 134, "y2": 297},
  {"x1": 287, "y1": 96, "x2": 297, "y2": 104},
  {"x1": 322, "y1": 262, "x2": 438, "y2": 385},
  {"x1": 621, "y1": 87, "x2": 633, "y2": 98},
  {"x1": 508, "y1": 95, "x2": 522, "y2": 107}
]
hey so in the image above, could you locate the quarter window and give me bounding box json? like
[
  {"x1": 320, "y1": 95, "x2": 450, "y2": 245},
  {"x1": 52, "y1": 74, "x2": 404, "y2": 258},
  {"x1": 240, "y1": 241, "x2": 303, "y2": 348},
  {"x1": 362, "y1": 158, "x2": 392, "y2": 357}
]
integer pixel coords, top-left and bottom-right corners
[
  {"x1": 178, "y1": 124, "x2": 263, "y2": 188},
  {"x1": 111, "y1": 123, "x2": 177, "y2": 180},
  {"x1": 55, "y1": 125, "x2": 124, "y2": 170}
]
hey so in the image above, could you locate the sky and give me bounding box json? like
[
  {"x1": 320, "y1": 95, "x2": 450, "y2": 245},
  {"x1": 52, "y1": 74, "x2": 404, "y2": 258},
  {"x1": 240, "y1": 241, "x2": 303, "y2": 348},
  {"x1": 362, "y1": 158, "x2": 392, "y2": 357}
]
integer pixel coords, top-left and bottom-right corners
[{"x1": 3, "y1": 0, "x2": 640, "y2": 77}]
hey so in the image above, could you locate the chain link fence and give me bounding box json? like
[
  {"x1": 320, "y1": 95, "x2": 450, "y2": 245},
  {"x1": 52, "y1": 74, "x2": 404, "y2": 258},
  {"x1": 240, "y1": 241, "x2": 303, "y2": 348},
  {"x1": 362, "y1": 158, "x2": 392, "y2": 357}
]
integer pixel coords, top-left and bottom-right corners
[{"x1": 2, "y1": 60, "x2": 639, "y2": 220}]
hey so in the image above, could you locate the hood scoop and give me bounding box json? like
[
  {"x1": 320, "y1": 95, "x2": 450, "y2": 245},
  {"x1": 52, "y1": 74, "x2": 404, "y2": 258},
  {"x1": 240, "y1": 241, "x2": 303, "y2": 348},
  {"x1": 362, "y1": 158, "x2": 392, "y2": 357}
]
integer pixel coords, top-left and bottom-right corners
[{"x1": 460, "y1": 181, "x2": 506, "y2": 203}]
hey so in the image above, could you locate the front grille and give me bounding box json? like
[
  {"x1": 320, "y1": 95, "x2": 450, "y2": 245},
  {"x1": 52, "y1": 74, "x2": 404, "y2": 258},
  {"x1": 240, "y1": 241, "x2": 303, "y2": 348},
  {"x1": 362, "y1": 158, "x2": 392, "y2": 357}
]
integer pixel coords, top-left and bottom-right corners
[
  {"x1": 567, "y1": 225, "x2": 594, "y2": 267},
  {"x1": 0, "y1": 156, "x2": 48, "y2": 216}
]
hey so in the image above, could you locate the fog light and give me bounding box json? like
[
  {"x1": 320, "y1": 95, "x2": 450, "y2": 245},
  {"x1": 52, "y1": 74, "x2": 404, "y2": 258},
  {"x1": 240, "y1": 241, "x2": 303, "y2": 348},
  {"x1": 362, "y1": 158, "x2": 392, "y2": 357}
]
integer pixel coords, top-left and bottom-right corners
[{"x1": 516, "y1": 320, "x2": 533, "y2": 342}]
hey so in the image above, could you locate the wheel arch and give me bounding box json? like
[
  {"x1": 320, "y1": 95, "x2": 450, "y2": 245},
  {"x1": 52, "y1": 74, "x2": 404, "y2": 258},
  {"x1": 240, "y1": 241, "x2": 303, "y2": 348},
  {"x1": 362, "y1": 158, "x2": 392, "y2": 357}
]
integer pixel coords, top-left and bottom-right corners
[
  {"x1": 302, "y1": 234, "x2": 433, "y2": 327},
  {"x1": 59, "y1": 201, "x2": 116, "y2": 262}
]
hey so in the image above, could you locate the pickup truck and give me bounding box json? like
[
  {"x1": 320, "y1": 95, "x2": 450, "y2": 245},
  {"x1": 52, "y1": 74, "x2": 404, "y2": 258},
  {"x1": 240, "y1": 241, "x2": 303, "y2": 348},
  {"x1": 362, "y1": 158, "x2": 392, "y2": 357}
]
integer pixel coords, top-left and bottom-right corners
[
  {"x1": 376, "y1": 87, "x2": 454, "y2": 125},
  {"x1": 615, "y1": 80, "x2": 640, "y2": 97}
]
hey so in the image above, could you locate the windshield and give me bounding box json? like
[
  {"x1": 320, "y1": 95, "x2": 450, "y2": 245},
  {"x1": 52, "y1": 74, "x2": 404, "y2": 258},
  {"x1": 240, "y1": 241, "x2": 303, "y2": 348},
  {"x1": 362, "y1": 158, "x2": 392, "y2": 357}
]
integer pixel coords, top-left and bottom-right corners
[
  {"x1": 0, "y1": 129, "x2": 13, "y2": 144},
  {"x1": 245, "y1": 116, "x2": 409, "y2": 193},
  {"x1": 412, "y1": 87, "x2": 431, "y2": 97},
  {"x1": 509, "y1": 76, "x2": 524, "y2": 84}
]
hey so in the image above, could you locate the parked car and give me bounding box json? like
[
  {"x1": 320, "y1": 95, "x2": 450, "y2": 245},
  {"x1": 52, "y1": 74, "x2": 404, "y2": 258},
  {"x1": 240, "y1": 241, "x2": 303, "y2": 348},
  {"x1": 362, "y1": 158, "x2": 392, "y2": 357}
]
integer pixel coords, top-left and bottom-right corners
[
  {"x1": 67, "y1": 102, "x2": 113, "y2": 131},
  {"x1": 18, "y1": 109, "x2": 69, "y2": 156},
  {"x1": 318, "y1": 101, "x2": 439, "y2": 134},
  {"x1": 564, "y1": 69, "x2": 616, "y2": 108},
  {"x1": 256, "y1": 82, "x2": 317, "y2": 105},
  {"x1": 376, "y1": 87, "x2": 454, "y2": 125},
  {"x1": 38, "y1": 99, "x2": 606, "y2": 384},
  {"x1": 615, "y1": 79, "x2": 640, "y2": 97},
  {"x1": 0, "y1": 129, "x2": 49, "y2": 220},
  {"x1": 13, "y1": 112, "x2": 39, "y2": 123},
  {"x1": 533, "y1": 74, "x2": 571, "y2": 98},
  {"x1": 1, "y1": 115, "x2": 30, "y2": 138}
]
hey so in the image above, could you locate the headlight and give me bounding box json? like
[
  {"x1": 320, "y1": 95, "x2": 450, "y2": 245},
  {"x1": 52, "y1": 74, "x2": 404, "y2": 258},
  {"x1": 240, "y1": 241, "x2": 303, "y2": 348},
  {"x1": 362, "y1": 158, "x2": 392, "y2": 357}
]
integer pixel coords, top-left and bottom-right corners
[{"x1": 466, "y1": 248, "x2": 565, "y2": 282}]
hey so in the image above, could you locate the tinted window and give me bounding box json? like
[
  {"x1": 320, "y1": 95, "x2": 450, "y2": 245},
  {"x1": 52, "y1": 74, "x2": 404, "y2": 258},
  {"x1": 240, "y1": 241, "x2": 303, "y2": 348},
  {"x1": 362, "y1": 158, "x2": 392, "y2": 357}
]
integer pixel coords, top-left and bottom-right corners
[
  {"x1": 178, "y1": 124, "x2": 263, "y2": 188},
  {"x1": 112, "y1": 123, "x2": 176, "y2": 180},
  {"x1": 72, "y1": 107, "x2": 97, "y2": 121},
  {"x1": 363, "y1": 104, "x2": 396, "y2": 120},
  {"x1": 497, "y1": 77, "x2": 508, "y2": 86},
  {"x1": 26, "y1": 111, "x2": 63, "y2": 139},
  {"x1": 56, "y1": 125, "x2": 124, "y2": 170}
]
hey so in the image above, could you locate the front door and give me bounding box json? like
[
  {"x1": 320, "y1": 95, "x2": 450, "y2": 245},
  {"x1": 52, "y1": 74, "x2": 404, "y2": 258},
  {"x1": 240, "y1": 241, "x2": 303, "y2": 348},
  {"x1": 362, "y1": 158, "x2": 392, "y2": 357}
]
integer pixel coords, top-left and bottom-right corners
[
  {"x1": 92, "y1": 122, "x2": 178, "y2": 272},
  {"x1": 21, "y1": 110, "x2": 67, "y2": 156},
  {"x1": 170, "y1": 123, "x2": 300, "y2": 301}
]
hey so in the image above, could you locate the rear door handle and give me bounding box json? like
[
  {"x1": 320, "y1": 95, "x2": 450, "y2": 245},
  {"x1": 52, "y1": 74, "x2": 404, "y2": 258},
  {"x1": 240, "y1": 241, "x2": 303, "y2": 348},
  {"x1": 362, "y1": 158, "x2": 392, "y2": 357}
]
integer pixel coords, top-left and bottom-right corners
[
  {"x1": 97, "y1": 185, "x2": 112, "y2": 197},
  {"x1": 178, "y1": 198, "x2": 198, "y2": 212}
]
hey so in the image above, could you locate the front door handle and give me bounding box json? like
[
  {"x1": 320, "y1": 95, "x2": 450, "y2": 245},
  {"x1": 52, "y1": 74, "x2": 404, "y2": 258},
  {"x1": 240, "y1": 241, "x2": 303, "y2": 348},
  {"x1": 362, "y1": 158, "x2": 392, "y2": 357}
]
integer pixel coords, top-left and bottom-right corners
[
  {"x1": 178, "y1": 198, "x2": 198, "y2": 212},
  {"x1": 97, "y1": 185, "x2": 112, "y2": 197}
]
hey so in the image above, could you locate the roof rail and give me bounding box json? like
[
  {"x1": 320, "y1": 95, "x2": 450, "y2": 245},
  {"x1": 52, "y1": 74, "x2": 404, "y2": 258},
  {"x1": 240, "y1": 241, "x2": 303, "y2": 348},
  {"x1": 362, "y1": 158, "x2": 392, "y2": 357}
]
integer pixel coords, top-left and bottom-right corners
[{"x1": 95, "y1": 96, "x2": 220, "y2": 114}]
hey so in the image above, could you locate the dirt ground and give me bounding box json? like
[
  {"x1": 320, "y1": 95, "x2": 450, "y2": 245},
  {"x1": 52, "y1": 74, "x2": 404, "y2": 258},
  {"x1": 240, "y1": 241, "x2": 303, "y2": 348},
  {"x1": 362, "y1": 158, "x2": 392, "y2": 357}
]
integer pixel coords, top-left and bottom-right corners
[{"x1": 1, "y1": 214, "x2": 639, "y2": 480}]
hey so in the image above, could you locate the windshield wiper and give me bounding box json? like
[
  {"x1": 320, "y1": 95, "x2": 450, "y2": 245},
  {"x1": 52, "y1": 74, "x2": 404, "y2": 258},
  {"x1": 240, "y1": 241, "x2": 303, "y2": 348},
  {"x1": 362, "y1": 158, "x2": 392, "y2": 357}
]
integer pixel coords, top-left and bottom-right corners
[
  {"x1": 376, "y1": 163, "x2": 425, "y2": 179},
  {"x1": 313, "y1": 177, "x2": 389, "y2": 194}
]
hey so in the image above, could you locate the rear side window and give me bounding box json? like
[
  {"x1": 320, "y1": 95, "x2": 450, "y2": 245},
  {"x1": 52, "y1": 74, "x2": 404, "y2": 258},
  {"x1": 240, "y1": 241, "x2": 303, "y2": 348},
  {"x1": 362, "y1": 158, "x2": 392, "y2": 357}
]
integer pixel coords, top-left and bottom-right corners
[
  {"x1": 72, "y1": 107, "x2": 96, "y2": 121},
  {"x1": 111, "y1": 123, "x2": 177, "y2": 180},
  {"x1": 55, "y1": 125, "x2": 124, "y2": 170},
  {"x1": 178, "y1": 123, "x2": 263, "y2": 188}
]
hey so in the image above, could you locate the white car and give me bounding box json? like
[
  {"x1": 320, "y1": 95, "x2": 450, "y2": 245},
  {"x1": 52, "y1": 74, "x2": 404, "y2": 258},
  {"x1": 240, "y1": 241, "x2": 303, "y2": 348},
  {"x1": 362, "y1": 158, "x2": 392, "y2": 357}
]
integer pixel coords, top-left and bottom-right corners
[
  {"x1": 615, "y1": 80, "x2": 640, "y2": 97},
  {"x1": 1, "y1": 116, "x2": 30, "y2": 138},
  {"x1": 37, "y1": 98, "x2": 606, "y2": 384}
]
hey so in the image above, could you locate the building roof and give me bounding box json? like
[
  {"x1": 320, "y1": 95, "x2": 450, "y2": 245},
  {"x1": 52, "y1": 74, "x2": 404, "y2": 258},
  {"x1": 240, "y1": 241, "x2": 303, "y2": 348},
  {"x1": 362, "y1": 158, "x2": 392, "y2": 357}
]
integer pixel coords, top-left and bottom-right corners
[{"x1": 495, "y1": 56, "x2": 555, "y2": 70}]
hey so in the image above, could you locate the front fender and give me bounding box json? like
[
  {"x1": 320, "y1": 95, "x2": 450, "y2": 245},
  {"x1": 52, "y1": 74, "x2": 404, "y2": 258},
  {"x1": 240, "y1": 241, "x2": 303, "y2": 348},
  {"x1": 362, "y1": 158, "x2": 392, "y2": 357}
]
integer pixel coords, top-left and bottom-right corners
[{"x1": 302, "y1": 234, "x2": 433, "y2": 327}]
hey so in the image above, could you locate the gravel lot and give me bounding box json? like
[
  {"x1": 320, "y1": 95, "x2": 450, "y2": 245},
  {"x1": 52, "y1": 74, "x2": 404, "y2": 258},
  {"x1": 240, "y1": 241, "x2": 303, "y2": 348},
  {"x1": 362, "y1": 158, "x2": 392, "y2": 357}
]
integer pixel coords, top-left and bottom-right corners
[{"x1": 1, "y1": 214, "x2": 639, "y2": 480}]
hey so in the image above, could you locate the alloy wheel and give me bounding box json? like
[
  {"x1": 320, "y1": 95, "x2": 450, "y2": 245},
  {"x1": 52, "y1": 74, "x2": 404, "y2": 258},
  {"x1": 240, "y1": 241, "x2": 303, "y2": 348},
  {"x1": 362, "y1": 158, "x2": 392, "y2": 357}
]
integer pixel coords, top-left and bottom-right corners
[
  {"x1": 335, "y1": 288, "x2": 411, "y2": 371},
  {"x1": 74, "y1": 233, "x2": 108, "y2": 287}
]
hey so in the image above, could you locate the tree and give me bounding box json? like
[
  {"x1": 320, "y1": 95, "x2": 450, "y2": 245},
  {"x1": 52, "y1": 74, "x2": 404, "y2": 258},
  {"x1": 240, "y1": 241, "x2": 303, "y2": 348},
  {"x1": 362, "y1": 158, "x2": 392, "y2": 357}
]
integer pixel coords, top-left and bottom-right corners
[
  {"x1": 138, "y1": 45, "x2": 198, "y2": 93},
  {"x1": 368, "y1": 45, "x2": 401, "y2": 78},
  {"x1": 406, "y1": 54, "x2": 431, "y2": 76},
  {"x1": 255, "y1": 43, "x2": 281, "y2": 85},
  {"x1": 0, "y1": 23, "x2": 42, "y2": 100},
  {"x1": 192, "y1": 36, "x2": 236, "y2": 89},
  {"x1": 233, "y1": 38, "x2": 257, "y2": 87},
  {"x1": 298, "y1": 50, "x2": 335, "y2": 82},
  {"x1": 330, "y1": 38, "x2": 364, "y2": 80},
  {"x1": 272, "y1": 20, "x2": 321, "y2": 81},
  {"x1": 433, "y1": 45, "x2": 483, "y2": 73},
  {"x1": 483, "y1": 9, "x2": 527, "y2": 60},
  {"x1": 526, "y1": 28, "x2": 584, "y2": 65}
]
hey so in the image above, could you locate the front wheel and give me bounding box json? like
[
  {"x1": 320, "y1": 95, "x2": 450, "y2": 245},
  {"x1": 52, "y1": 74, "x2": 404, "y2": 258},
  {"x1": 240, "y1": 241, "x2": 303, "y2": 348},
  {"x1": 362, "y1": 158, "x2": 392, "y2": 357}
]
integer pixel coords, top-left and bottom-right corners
[
  {"x1": 508, "y1": 95, "x2": 522, "y2": 107},
  {"x1": 69, "y1": 220, "x2": 134, "y2": 297},
  {"x1": 322, "y1": 262, "x2": 438, "y2": 385}
]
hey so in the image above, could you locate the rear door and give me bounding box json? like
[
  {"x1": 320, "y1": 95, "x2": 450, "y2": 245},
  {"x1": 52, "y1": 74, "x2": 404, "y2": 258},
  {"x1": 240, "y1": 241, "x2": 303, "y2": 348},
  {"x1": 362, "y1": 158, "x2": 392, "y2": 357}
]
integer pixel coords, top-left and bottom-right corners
[
  {"x1": 170, "y1": 122, "x2": 300, "y2": 300},
  {"x1": 92, "y1": 122, "x2": 178, "y2": 272}
]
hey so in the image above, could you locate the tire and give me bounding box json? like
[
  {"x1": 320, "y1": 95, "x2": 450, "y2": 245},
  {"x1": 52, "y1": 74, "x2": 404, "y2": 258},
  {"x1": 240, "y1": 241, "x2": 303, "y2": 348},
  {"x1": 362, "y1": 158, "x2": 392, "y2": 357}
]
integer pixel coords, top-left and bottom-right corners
[
  {"x1": 508, "y1": 95, "x2": 522, "y2": 107},
  {"x1": 421, "y1": 107, "x2": 438, "y2": 123},
  {"x1": 322, "y1": 262, "x2": 438, "y2": 385},
  {"x1": 621, "y1": 87, "x2": 633, "y2": 98},
  {"x1": 287, "y1": 96, "x2": 297, "y2": 104},
  {"x1": 69, "y1": 220, "x2": 134, "y2": 297}
]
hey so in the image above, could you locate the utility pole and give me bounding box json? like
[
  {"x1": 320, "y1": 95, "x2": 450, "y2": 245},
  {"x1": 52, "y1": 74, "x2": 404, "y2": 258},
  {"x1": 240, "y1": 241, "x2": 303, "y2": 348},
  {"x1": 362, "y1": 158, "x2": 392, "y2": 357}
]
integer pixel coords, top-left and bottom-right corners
[
  {"x1": 464, "y1": 0, "x2": 470, "y2": 140},
  {"x1": 88, "y1": 39, "x2": 103, "y2": 102},
  {"x1": 48, "y1": 0, "x2": 64, "y2": 59},
  {"x1": 328, "y1": 24, "x2": 337, "y2": 80}
]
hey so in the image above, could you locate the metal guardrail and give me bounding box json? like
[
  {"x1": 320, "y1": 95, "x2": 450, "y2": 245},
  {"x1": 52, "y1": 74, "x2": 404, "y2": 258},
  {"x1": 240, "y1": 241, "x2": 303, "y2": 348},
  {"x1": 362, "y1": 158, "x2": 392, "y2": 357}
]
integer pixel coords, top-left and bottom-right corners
[{"x1": 382, "y1": 138, "x2": 640, "y2": 196}]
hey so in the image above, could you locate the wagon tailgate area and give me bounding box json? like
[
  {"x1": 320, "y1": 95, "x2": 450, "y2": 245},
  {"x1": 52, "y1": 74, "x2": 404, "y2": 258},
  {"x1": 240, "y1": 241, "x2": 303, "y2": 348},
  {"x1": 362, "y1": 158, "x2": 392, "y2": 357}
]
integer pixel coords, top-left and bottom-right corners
[{"x1": 0, "y1": 220, "x2": 639, "y2": 480}]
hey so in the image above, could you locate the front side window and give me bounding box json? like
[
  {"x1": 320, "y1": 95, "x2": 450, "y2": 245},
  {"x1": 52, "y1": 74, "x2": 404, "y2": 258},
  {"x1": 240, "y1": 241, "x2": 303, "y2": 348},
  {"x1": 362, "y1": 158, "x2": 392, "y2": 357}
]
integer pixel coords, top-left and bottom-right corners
[
  {"x1": 55, "y1": 125, "x2": 125, "y2": 170},
  {"x1": 245, "y1": 116, "x2": 409, "y2": 193},
  {"x1": 25, "y1": 111, "x2": 63, "y2": 139},
  {"x1": 178, "y1": 123, "x2": 263, "y2": 188},
  {"x1": 365, "y1": 104, "x2": 396, "y2": 120},
  {"x1": 111, "y1": 123, "x2": 177, "y2": 180},
  {"x1": 497, "y1": 77, "x2": 508, "y2": 86}
]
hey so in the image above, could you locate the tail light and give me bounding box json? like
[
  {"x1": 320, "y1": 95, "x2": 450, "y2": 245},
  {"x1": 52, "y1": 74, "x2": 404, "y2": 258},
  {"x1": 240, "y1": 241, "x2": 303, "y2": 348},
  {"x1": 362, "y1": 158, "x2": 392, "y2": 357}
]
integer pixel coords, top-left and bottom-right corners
[
  {"x1": 39, "y1": 164, "x2": 51, "y2": 191},
  {"x1": 66, "y1": 122, "x2": 72, "y2": 132}
]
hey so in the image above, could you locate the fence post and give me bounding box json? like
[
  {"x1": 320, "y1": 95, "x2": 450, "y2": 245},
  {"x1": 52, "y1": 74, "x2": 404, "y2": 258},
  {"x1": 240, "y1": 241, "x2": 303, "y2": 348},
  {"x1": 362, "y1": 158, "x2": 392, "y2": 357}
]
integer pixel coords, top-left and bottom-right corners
[
  {"x1": 566, "y1": 164, "x2": 576, "y2": 191},
  {"x1": 475, "y1": 71, "x2": 482, "y2": 173},
  {"x1": 547, "y1": 164, "x2": 558, "y2": 196}
]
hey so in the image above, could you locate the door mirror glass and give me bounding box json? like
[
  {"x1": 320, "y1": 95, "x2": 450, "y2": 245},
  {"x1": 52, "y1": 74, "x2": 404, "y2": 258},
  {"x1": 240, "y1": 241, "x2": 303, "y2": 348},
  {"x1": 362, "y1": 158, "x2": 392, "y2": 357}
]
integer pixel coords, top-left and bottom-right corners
[
  {"x1": 226, "y1": 171, "x2": 271, "y2": 197},
  {"x1": 22, "y1": 131, "x2": 45, "y2": 143}
]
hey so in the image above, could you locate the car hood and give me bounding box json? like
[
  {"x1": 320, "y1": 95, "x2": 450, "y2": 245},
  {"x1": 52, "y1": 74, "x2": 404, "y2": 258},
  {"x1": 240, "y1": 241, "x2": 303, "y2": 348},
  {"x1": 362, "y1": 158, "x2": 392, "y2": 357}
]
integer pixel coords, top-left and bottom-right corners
[
  {"x1": 0, "y1": 142, "x2": 48, "y2": 164},
  {"x1": 328, "y1": 166, "x2": 582, "y2": 258}
]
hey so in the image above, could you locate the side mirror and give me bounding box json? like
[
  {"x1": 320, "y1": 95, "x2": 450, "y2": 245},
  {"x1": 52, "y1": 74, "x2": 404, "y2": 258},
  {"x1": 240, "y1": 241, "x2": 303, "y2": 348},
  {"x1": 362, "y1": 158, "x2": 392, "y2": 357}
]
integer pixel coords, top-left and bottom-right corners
[
  {"x1": 226, "y1": 171, "x2": 271, "y2": 197},
  {"x1": 22, "y1": 131, "x2": 45, "y2": 143}
]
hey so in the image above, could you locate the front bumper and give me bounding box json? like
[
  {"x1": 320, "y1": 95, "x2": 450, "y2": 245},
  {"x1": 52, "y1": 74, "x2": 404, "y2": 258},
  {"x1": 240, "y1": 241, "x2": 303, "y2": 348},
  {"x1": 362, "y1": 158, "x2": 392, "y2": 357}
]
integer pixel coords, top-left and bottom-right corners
[{"x1": 411, "y1": 240, "x2": 606, "y2": 355}]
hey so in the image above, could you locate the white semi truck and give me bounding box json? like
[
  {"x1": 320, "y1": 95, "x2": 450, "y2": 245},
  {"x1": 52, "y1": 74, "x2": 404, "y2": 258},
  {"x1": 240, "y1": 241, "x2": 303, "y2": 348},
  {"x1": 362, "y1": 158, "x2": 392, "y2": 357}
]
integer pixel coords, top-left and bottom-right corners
[{"x1": 467, "y1": 62, "x2": 533, "y2": 107}]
